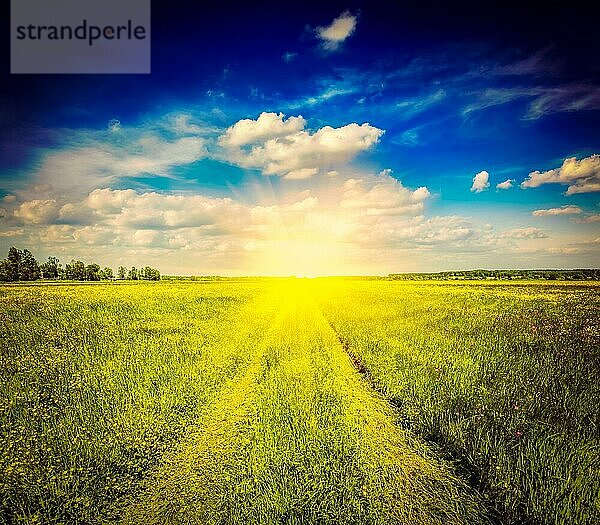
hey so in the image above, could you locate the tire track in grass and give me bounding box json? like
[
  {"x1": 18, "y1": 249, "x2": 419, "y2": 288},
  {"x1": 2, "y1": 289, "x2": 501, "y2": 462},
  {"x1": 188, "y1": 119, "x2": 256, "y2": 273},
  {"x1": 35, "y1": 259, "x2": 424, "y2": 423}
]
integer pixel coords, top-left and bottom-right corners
[
  {"x1": 123, "y1": 281, "x2": 487, "y2": 524},
  {"x1": 304, "y1": 286, "x2": 487, "y2": 525},
  {"x1": 121, "y1": 287, "x2": 299, "y2": 524}
]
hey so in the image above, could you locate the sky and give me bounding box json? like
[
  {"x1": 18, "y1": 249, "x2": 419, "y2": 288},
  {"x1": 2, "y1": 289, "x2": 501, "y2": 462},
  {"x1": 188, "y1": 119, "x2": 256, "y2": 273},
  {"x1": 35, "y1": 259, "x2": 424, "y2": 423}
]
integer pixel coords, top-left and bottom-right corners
[{"x1": 1, "y1": 0, "x2": 599, "y2": 275}]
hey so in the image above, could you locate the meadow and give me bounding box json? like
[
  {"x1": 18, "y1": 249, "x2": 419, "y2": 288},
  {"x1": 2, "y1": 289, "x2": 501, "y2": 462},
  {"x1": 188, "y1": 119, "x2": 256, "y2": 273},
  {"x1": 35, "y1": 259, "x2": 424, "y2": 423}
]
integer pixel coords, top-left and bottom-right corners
[{"x1": 0, "y1": 279, "x2": 598, "y2": 524}]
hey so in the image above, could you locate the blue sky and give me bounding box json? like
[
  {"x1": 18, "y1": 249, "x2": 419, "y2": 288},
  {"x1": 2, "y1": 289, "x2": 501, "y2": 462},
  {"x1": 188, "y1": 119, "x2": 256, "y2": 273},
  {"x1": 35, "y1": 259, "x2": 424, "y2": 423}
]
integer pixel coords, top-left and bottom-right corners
[{"x1": 1, "y1": 1, "x2": 599, "y2": 275}]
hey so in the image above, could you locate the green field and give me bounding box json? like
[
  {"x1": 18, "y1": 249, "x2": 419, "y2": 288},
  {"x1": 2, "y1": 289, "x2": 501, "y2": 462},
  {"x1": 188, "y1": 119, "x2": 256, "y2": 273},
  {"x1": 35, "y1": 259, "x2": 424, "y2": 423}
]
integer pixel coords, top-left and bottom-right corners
[{"x1": 1, "y1": 280, "x2": 599, "y2": 524}]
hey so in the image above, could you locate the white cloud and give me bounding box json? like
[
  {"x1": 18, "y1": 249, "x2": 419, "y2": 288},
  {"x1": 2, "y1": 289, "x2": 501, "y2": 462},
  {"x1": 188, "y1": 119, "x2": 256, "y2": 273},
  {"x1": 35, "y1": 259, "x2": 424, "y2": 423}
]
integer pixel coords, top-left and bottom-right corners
[
  {"x1": 284, "y1": 168, "x2": 319, "y2": 180},
  {"x1": 13, "y1": 199, "x2": 59, "y2": 224},
  {"x1": 117, "y1": 136, "x2": 206, "y2": 175},
  {"x1": 341, "y1": 170, "x2": 430, "y2": 216},
  {"x1": 219, "y1": 112, "x2": 306, "y2": 147},
  {"x1": 416, "y1": 217, "x2": 475, "y2": 243},
  {"x1": 532, "y1": 205, "x2": 583, "y2": 216},
  {"x1": 522, "y1": 155, "x2": 600, "y2": 194},
  {"x1": 6, "y1": 177, "x2": 597, "y2": 274},
  {"x1": 5, "y1": 111, "x2": 598, "y2": 274},
  {"x1": 471, "y1": 171, "x2": 490, "y2": 193},
  {"x1": 18, "y1": 135, "x2": 207, "y2": 200},
  {"x1": 219, "y1": 114, "x2": 384, "y2": 178},
  {"x1": 496, "y1": 179, "x2": 514, "y2": 190},
  {"x1": 316, "y1": 11, "x2": 357, "y2": 51}
]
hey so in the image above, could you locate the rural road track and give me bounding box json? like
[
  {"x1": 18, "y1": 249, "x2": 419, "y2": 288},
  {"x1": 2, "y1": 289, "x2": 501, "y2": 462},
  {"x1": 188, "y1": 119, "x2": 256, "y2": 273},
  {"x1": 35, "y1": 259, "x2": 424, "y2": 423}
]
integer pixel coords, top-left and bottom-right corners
[{"x1": 123, "y1": 281, "x2": 485, "y2": 525}]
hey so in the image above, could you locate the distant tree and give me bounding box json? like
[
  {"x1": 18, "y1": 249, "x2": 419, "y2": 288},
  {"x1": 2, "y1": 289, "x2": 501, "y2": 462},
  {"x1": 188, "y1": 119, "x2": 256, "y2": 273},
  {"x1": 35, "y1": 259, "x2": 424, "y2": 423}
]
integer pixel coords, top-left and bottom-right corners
[
  {"x1": 40, "y1": 256, "x2": 60, "y2": 279},
  {"x1": 128, "y1": 267, "x2": 139, "y2": 280},
  {"x1": 0, "y1": 247, "x2": 40, "y2": 281},
  {"x1": 20, "y1": 250, "x2": 41, "y2": 280},
  {"x1": 85, "y1": 263, "x2": 101, "y2": 281},
  {"x1": 0, "y1": 259, "x2": 12, "y2": 282},
  {"x1": 0, "y1": 248, "x2": 165, "y2": 282},
  {"x1": 65, "y1": 260, "x2": 86, "y2": 280},
  {"x1": 141, "y1": 265, "x2": 160, "y2": 281},
  {"x1": 5, "y1": 247, "x2": 22, "y2": 281}
]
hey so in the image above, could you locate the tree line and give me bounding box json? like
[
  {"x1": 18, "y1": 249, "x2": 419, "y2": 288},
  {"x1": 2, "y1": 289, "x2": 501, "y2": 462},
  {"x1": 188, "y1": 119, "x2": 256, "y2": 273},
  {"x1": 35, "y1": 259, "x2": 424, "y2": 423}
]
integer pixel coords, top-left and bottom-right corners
[
  {"x1": 388, "y1": 269, "x2": 600, "y2": 281},
  {"x1": 0, "y1": 247, "x2": 160, "y2": 282}
]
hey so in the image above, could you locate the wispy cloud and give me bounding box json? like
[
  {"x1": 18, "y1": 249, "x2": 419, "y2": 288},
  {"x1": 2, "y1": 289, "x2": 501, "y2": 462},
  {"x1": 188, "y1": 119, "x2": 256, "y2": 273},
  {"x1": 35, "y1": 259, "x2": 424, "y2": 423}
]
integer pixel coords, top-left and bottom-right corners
[
  {"x1": 523, "y1": 84, "x2": 600, "y2": 119},
  {"x1": 463, "y1": 87, "x2": 536, "y2": 116},
  {"x1": 463, "y1": 85, "x2": 600, "y2": 120},
  {"x1": 289, "y1": 84, "x2": 358, "y2": 108},
  {"x1": 396, "y1": 89, "x2": 446, "y2": 120},
  {"x1": 492, "y1": 47, "x2": 563, "y2": 77}
]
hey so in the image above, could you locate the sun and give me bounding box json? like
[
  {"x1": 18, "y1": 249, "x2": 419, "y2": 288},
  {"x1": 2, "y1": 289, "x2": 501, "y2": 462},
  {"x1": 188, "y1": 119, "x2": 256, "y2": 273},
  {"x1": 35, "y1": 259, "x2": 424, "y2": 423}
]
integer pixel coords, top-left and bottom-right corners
[{"x1": 248, "y1": 238, "x2": 355, "y2": 277}]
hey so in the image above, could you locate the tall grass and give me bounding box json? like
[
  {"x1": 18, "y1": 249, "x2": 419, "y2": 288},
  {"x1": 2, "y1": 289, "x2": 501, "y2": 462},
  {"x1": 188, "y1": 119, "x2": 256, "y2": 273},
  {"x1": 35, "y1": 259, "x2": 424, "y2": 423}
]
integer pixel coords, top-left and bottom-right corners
[
  {"x1": 125, "y1": 284, "x2": 485, "y2": 524},
  {"x1": 316, "y1": 280, "x2": 600, "y2": 525},
  {"x1": 2, "y1": 279, "x2": 597, "y2": 524},
  {"x1": 0, "y1": 281, "x2": 281, "y2": 522}
]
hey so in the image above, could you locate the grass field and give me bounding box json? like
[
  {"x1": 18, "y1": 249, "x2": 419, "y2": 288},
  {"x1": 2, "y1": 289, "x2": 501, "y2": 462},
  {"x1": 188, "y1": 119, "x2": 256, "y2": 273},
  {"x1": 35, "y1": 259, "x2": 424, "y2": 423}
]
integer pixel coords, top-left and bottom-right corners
[{"x1": 1, "y1": 279, "x2": 598, "y2": 524}]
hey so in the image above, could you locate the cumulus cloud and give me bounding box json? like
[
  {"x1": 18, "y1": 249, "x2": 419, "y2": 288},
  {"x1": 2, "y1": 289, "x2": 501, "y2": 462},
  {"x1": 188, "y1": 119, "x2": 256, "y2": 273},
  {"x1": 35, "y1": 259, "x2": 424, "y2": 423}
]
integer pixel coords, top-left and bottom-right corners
[
  {"x1": 341, "y1": 170, "x2": 430, "y2": 215},
  {"x1": 496, "y1": 179, "x2": 514, "y2": 190},
  {"x1": 532, "y1": 205, "x2": 583, "y2": 216},
  {"x1": 6, "y1": 110, "x2": 597, "y2": 273},
  {"x1": 13, "y1": 199, "x2": 59, "y2": 224},
  {"x1": 522, "y1": 155, "x2": 600, "y2": 194},
  {"x1": 408, "y1": 216, "x2": 477, "y2": 244},
  {"x1": 471, "y1": 171, "x2": 490, "y2": 193},
  {"x1": 316, "y1": 11, "x2": 357, "y2": 51},
  {"x1": 219, "y1": 112, "x2": 306, "y2": 147},
  {"x1": 219, "y1": 113, "x2": 384, "y2": 178}
]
